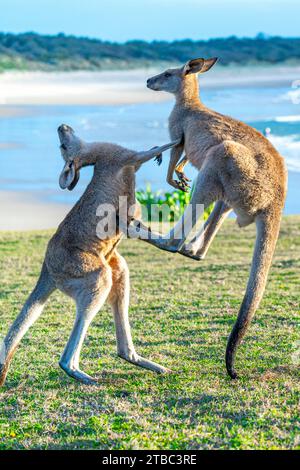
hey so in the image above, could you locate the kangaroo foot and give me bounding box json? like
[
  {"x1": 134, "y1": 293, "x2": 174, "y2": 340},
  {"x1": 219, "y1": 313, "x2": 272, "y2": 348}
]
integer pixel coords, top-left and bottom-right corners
[{"x1": 59, "y1": 361, "x2": 98, "y2": 385}]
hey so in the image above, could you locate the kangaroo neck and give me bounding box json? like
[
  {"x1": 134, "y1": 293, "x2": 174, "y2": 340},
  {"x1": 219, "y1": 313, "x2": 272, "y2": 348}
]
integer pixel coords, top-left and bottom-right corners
[{"x1": 175, "y1": 75, "x2": 203, "y2": 108}]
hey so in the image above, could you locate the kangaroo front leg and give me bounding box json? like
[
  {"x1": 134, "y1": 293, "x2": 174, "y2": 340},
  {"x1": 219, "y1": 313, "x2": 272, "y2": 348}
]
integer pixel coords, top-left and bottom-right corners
[
  {"x1": 167, "y1": 144, "x2": 188, "y2": 191},
  {"x1": 175, "y1": 155, "x2": 190, "y2": 189},
  {"x1": 59, "y1": 270, "x2": 112, "y2": 385},
  {"x1": 179, "y1": 201, "x2": 232, "y2": 260},
  {"x1": 108, "y1": 253, "x2": 172, "y2": 374}
]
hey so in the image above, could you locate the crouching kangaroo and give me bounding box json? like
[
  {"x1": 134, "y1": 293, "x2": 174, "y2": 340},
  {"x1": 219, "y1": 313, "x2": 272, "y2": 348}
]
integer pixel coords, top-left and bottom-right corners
[
  {"x1": 130, "y1": 57, "x2": 287, "y2": 379},
  {"x1": 0, "y1": 125, "x2": 179, "y2": 386}
]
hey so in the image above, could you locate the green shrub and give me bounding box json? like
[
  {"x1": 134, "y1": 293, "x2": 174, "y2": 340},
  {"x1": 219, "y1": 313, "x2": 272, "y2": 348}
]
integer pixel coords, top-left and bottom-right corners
[{"x1": 136, "y1": 185, "x2": 214, "y2": 222}]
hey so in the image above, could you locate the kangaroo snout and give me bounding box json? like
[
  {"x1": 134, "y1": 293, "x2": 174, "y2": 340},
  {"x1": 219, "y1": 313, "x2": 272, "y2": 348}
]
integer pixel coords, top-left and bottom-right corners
[
  {"x1": 58, "y1": 124, "x2": 74, "y2": 135},
  {"x1": 146, "y1": 78, "x2": 156, "y2": 90}
]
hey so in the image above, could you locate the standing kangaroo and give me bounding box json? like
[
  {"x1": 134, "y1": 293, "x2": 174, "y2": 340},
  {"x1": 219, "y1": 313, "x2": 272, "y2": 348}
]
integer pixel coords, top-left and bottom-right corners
[
  {"x1": 130, "y1": 58, "x2": 287, "y2": 379},
  {"x1": 0, "y1": 125, "x2": 179, "y2": 386}
]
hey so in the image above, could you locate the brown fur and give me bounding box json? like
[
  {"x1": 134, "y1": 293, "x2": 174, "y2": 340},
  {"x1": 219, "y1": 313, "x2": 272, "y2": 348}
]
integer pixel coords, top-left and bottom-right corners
[
  {"x1": 142, "y1": 58, "x2": 288, "y2": 378},
  {"x1": 0, "y1": 126, "x2": 178, "y2": 386}
]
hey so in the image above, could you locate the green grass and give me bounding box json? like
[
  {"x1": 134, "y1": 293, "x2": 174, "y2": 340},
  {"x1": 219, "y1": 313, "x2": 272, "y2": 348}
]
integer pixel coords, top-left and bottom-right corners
[{"x1": 0, "y1": 216, "x2": 299, "y2": 450}]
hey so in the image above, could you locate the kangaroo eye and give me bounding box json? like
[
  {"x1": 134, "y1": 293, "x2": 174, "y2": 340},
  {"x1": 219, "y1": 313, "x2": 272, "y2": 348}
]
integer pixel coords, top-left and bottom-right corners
[{"x1": 165, "y1": 72, "x2": 171, "y2": 78}]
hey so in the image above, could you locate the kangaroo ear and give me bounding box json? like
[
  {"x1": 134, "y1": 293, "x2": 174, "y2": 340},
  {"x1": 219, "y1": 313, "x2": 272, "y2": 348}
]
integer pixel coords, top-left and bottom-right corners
[
  {"x1": 183, "y1": 57, "x2": 218, "y2": 75},
  {"x1": 59, "y1": 160, "x2": 80, "y2": 191},
  {"x1": 183, "y1": 58, "x2": 204, "y2": 75},
  {"x1": 199, "y1": 57, "x2": 218, "y2": 73}
]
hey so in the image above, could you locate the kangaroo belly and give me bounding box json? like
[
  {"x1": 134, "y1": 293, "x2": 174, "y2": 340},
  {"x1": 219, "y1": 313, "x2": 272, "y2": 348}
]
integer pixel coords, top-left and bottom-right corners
[{"x1": 45, "y1": 231, "x2": 122, "y2": 281}]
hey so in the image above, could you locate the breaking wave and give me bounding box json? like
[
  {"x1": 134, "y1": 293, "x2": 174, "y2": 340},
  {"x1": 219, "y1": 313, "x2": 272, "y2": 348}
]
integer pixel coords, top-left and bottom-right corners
[{"x1": 269, "y1": 134, "x2": 300, "y2": 172}]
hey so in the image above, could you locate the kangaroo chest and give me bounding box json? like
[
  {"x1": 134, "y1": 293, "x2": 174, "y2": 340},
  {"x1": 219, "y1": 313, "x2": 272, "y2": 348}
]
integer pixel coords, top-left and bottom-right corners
[{"x1": 169, "y1": 106, "x2": 211, "y2": 170}]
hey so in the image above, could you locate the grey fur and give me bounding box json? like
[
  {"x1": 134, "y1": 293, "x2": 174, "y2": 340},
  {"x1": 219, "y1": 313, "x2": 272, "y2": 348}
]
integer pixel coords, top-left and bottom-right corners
[
  {"x1": 131, "y1": 58, "x2": 287, "y2": 378},
  {"x1": 0, "y1": 125, "x2": 178, "y2": 386}
]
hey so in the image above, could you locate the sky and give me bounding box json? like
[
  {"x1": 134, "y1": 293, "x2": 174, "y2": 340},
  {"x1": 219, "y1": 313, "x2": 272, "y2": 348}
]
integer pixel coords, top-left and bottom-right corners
[{"x1": 1, "y1": 0, "x2": 300, "y2": 42}]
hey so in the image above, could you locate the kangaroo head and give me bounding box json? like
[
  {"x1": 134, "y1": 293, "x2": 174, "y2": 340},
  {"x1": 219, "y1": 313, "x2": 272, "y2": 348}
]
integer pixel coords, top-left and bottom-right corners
[
  {"x1": 58, "y1": 124, "x2": 83, "y2": 161},
  {"x1": 57, "y1": 124, "x2": 181, "y2": 191},
  {"x1": 58, "y1": 124, "x2": 84, "y2": 190},
  {"x1": 147, "y1": 57, "x2": 218, "y2": 95}
]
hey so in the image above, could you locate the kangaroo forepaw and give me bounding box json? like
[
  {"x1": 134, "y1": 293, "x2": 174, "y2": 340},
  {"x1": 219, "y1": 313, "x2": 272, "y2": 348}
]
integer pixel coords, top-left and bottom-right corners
[
  {"x1": 176, "y1": 179, "x2": 190, "y2": 192},
  {"x1": 175, "y1": 170, "x2": 191, "y2": 184},
  {"x1": 154, "y1": 154, "x2": 163, "y2": 166}
]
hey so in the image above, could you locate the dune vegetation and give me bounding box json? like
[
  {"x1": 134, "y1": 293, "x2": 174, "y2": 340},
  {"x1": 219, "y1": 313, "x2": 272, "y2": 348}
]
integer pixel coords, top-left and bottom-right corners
[{"x1": 1, "y1": 32, "x2": 300, "y2": 72}]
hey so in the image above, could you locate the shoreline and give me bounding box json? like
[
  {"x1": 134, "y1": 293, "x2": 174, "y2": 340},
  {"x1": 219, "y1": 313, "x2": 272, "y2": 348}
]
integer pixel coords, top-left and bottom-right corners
[{"x1": 0, "y1": 65, "x2": 300, "y2": 106}]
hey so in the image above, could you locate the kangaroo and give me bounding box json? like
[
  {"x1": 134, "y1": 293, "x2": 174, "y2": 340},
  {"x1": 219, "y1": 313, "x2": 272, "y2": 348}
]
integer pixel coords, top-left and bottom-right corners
[
  {"x1": 0, "y1": 124, "x2": 179, "y2": 386},
  {"x1": 129, "y1": 58, "x2": 288, "y2": 379}
]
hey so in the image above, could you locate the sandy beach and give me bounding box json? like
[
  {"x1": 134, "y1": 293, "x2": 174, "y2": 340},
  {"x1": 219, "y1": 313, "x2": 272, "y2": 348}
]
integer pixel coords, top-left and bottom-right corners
[
  {"x1": 0, "y1": 190, "x2": 71, "y2": 231},
  {"x1": 0, "y1": 106, "x2": 33, "y2": 120},
  {"x1": 1, "y1": 65, "x2": 300, "y2": 106},
  {"x1": 0, "y1": 69, "x2": 169, "y2": 106}
]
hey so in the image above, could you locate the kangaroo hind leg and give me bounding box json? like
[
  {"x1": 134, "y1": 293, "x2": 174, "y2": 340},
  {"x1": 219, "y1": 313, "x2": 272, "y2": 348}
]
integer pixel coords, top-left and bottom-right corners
[
  {"x1": 0, "y1": 263, "x2": 55, "y2": 387},
  {"x1": 179, "y1": 201, "x2": 232, "y2": 260},
  {"x1": 59, "y1": 266, "x2": 112, "y2": 385},
  {"x1": 108, "y1": 252, "x2": 172, "y2": 374}
]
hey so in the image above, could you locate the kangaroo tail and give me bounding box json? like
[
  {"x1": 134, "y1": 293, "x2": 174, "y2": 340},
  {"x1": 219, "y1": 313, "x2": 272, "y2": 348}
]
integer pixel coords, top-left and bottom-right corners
[
  {"x1": 0, "y1": 262, "x2": 55, "y2": 386},
  {"x1": 225, "y1": 209, "x2": 281, "y2": 379}
]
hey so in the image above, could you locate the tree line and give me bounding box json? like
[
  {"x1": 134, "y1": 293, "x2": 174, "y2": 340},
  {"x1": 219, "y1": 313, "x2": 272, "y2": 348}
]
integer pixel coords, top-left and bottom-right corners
[{"x1": 0, "y1": 32, "x2": 299, "y2": 71}]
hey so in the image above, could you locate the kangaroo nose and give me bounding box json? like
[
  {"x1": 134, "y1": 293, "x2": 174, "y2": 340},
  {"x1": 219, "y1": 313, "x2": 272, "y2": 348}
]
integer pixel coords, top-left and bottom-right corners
[{"x1": 58, "y1": 124, "x2": 73, "y2": 133}]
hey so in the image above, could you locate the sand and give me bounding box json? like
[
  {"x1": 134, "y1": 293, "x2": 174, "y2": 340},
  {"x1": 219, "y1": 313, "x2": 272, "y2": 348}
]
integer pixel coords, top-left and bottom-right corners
[
  {"x1": 0, "y1": 106, "x2": 31, "y2": 118},
  {"x1": 0, "y1": 142, "x2": 23, "y2": 150},
  {"x1": 0, "y1": 190, "x2": 71, "y2": 231},
  {"x1": 1, "y1": 65, "x2": 300, "y2": 106},
  {"x1": 0, "y1": 69, "x2": 168, "y2": 106}
]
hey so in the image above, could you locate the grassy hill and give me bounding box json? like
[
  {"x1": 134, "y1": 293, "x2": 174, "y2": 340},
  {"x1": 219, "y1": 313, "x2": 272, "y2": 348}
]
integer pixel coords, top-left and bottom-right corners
[
  {"x1": 1, "y1": 32, "x2": 300, "y2": 72},
  {"x1": 0, "y1": 216, "x2": 299, "y2": 449}
]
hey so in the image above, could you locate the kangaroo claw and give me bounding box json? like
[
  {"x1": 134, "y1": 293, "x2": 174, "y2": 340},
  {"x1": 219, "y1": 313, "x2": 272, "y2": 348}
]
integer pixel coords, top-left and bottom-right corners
[
  {"x1": 176, "y1": 180, "x2": 190, "y2": 192},
  {"x1": 155, "y1": 154, "x2": 163, "y2": 166},
  {"x1": 175, "y1": 171, "x2": 191, "y2": 183}
]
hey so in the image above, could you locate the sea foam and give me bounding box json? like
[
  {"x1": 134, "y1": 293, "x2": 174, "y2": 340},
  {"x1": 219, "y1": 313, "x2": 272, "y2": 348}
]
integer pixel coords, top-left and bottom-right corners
[{"x1": 269, "y1": 134, "x2": 300, "y2": 172}]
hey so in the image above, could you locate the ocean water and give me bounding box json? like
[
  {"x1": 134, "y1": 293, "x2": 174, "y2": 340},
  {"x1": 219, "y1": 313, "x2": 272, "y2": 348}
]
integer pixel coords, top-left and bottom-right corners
[{"x1": 0, "y1": 81, "x2": 300, "y2": 214}]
